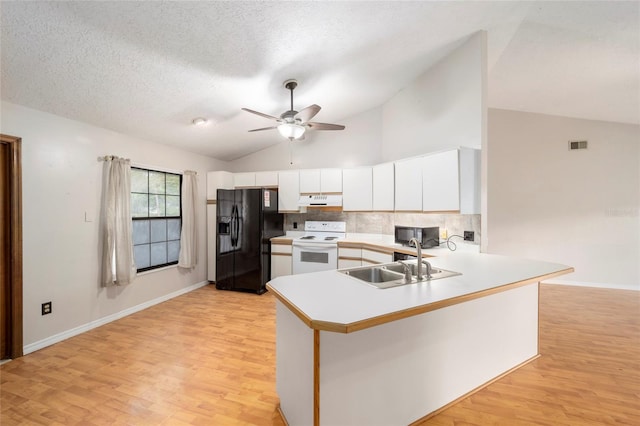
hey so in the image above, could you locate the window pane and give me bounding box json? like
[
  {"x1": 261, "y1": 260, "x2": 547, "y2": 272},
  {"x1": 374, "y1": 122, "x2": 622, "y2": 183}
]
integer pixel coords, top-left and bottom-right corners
[
  {"x1": 149, "y1": 194, "x2": 166, "y2": 217},
  {"x1": 133, "y1": 220, "x2": 150, "y2": 244},
  {"x1": 131, "y1": 168, "x2": 148, "y2": 193},
  {"x1": 150, "y1": 219, "x2": 167, "y2": 243},
  {"x1": 167, "y1": 219, "x2": 181, "y2": 240},
  {"x1": 149, "y1": 171, "x2": 165, "y2": 194},
  {"x1": 134, "y1": 244, "x2": 150, "y2": 269},
  {"x1": 166, "y1": 195, "x2": 180, "y2": 216},
  {"x1": 166, "y1": 174, "x2": 180, "y2": 195},
  {"x1": 168, "y1": 240, "x2": 180, "y2": 263},
  {"x1": 150, "y1": 242, "x2": 167, "y2": 266},
  {"x1": 131, "y1": 194, "x2": 148, "y2": 217}
]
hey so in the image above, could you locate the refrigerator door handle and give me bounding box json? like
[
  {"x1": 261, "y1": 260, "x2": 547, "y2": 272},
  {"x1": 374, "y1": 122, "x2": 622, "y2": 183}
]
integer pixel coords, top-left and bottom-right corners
[
  {"x1": 232, "y1": 205, "x2": 239, "y2": 247},
  {"x1": 231, "y1": 205, "x2": 236, "y2": 247}
]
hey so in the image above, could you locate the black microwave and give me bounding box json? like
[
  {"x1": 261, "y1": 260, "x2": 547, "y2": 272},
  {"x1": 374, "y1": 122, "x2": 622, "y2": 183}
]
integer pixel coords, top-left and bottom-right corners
[{"x1": 394, "y1": 226, "x2": 440, "y2": 249}]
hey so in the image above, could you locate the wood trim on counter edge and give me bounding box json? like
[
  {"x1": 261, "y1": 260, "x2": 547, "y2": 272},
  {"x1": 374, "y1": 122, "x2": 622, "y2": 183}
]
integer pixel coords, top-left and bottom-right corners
[
  {"x1": 268, "y1": 268, "x2": 574, "y2": 334},
  {"x1": 266, "y1": 284, "x2": 314, "y2": 329},
  {"x1": 271, "y1": 239, "x2": 292, "y2": 245},
  {"x1": 407, "y1": 353, "x2": 541, "y2": 425},
  {"x1": 313, "y1": 330, "x2": 320, "y2": 426},
  {"x1": 271, "y1": 252, "x2": 292, "y2": 257}
]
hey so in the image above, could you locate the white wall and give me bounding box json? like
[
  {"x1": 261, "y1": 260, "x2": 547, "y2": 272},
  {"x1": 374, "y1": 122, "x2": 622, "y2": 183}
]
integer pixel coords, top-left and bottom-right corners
[
  {"x1": 381, "y1": 31, "x2": 486, "y2": 161},
  {"x1": 230, "y1": 32, "x2": 487, "y2": 172},
  {"x1": 487, "y1": 109, "x2": 640, "y2": 290},
  {"x1": 229, "y1": 107, "x2": 383, "y2": 171},
  {"x1": 0, "y1": 101, "x2": 229, "y2": 350}
]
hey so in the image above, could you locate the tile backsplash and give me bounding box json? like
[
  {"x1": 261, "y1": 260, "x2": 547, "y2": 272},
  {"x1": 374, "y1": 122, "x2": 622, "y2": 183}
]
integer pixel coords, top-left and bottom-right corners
[{"x1": 284, "y1": 211, "x2": 481, "y2": 244}]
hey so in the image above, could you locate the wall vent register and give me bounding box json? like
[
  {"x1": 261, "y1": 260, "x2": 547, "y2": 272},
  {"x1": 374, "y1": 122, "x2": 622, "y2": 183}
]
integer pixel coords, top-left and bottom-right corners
[{"x1": 568, "y1": 140, "x2": 588, "y2": 150}]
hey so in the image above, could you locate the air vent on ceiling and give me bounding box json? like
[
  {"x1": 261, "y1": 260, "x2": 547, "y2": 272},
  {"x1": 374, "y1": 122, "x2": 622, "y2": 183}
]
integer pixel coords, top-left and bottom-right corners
[{"x1": 568, "y1": 140, "x2": 588, "y2": 150}]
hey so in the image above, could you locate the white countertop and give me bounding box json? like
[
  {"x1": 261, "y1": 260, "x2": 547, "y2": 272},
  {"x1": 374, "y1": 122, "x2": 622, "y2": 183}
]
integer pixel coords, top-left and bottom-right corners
[
  {"x1": 273, "y1": 232, "x2": 481, "y2": 255},
  {"x1": 267, "y1": 252, "x2": 572, "y2": 333}
]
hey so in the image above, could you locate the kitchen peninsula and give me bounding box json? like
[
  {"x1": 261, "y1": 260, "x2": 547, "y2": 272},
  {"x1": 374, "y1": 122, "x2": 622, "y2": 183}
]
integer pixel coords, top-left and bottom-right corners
[{"x1": 267, "y1": 253, "x2": 573, "y2": 425}]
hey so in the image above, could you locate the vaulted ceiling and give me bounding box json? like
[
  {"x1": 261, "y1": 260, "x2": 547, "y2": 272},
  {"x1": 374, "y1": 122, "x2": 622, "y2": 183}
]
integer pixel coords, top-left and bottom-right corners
[{"x1": 1, "y1": 1, "x2": 638, "y2": 161}]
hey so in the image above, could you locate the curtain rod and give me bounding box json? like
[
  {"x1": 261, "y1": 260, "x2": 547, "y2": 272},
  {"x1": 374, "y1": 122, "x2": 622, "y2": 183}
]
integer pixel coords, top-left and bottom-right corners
[{"x1": 97, "y1": 155, "x2": 129, "y2": 161}]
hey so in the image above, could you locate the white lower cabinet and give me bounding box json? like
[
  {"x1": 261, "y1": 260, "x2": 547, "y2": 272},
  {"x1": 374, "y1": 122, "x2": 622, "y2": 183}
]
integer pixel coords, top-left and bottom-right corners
[
  {"x1": 361, "y1": 248, "x2": 393, "y2": 265},
  {"x1": 271, "y1": 243, "x2": 292, "y2": 279},
  {"x1": 338, "y1": 247, "x2": 362, "y2": 269}
]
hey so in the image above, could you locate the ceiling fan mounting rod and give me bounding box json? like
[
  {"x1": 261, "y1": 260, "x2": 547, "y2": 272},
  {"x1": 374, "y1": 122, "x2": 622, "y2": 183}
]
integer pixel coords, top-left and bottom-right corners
[{"x1": 283, "y1": 79, "x2": 298, "y2": 112}]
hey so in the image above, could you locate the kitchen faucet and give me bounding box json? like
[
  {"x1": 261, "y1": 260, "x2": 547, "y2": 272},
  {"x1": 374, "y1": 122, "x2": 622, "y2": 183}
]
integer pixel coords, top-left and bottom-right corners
[{"x1": 409, "y1": 237, "x2": 433, "y2": 280}]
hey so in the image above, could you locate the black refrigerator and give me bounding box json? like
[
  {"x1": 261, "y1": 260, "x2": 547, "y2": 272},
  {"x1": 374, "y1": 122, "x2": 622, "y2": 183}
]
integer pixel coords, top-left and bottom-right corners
[{"x1": 216, "y1": 188, "x2": 284, "y2": 294}]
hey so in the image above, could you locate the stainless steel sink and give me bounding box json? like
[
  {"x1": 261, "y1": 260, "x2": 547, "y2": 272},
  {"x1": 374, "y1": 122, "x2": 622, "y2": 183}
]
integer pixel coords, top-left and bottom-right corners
[{"x1": 339, "y1": 261, "x2": 461, "y2": 289}]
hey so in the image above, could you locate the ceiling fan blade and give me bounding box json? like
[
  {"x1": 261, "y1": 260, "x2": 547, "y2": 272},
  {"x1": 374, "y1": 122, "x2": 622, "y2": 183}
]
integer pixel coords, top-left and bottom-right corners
[
  {"x1": 241, "y1": 108, "x2": 279, "y2": 121},
  {"x1": 307, "y1": 122, "x2": 345, "y2": 131},
  {"x1": 295, "y1": 104, "x2": 321, "y2": 123},
  {"x1": 248, "y1": 126, "x2": 278, "y2": 132}
]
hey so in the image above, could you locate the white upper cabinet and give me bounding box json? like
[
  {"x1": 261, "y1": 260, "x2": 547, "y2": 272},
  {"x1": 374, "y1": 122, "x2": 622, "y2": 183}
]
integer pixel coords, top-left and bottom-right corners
[
  {"x1": 206, "y1": 171, "x2": 233, "y2": 200},
  {"x1": 422, "y1": 150, "x2": 460, "y2": 212},
  {"x1": 299, "y1": 169, "x2": 343, "y2": 193},
  {"x1": 233, "y1": 172, "x2": 256, "y2": 188},
  {"x1": 343, "y1": 168, "x2": 373, "y2": 211},
  {"x1": 394, "y1": 157, "x2": 423, "y2": 211},
  {"x1": 320, "y1": 169, "x2": 343, "y2": 193},
  {"x1": 278, "y1": 170, "x2": 300, "y2": 212},
  {"x1": 255, "y1": 171, "x2": 279, "y2": 187},
  {"x1": 299, "y1": 169, "x2": 321, "y2": 193},
  {"x1": 421, "y1": 148, "x2": 481, "y2": 213},
  {"x1": 372, "y1": 162, "x2": 395, "y2": 211}
]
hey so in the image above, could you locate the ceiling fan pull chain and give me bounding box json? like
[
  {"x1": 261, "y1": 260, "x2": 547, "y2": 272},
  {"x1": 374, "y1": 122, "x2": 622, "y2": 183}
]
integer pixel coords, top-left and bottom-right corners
[{"x1": 289, "y1": 140, "x2": 293, "y2": 165}]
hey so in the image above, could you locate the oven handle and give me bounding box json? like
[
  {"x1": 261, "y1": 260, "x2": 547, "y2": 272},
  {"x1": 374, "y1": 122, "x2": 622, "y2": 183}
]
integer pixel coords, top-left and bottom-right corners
[{"x1": 293, "y1": 243, "x2": 337, "y2": 251}]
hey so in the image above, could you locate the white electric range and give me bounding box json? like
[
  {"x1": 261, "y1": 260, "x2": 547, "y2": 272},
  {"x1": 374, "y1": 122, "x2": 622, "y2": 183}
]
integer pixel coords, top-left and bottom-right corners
[{"x1": 291, "y1": 221, "x2": 346, "y2": 275}]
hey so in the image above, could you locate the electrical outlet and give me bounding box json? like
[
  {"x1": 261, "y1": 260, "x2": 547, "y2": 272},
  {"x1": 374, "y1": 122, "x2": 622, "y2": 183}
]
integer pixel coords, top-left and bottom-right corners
[
  {"x1": 42, "y1": 302, "x2": 52, "y2": 315},
  {"x1": 440, "y1": 229, "x2": 448, "y2": 239},
  {"x1": 293, "y1": 222, "x2": 298, "y2": 229},
  {"x1": 464, "y1": 231, "x2": 475, "y2": 242}
]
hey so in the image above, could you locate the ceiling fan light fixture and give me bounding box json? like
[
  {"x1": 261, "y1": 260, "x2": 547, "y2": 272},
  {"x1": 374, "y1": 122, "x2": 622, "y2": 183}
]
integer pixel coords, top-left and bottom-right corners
[{"x1": 277, "y1": 123, "x2": 306, "y2": 140}]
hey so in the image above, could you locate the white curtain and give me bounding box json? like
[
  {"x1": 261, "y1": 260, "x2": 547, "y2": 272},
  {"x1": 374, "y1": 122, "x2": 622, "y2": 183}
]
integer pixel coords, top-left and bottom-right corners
[
  {"x1": 101, "y1": 157, "x2": 136, "y2": 286},
  {"x1": 178, "y1": 170, "x2": 198, "y2": 268}
]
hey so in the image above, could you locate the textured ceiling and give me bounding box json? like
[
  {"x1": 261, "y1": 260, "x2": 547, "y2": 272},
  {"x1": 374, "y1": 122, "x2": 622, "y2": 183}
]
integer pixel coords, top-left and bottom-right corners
[{"x1": 1, "y1": 1, "x2": 638, "y2": 161}]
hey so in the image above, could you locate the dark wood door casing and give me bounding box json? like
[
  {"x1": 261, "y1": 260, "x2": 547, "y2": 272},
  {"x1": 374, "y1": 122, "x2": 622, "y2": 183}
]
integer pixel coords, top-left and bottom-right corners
[{"x1": 0, "y1": 134, "x2": 23, "y2": 359}]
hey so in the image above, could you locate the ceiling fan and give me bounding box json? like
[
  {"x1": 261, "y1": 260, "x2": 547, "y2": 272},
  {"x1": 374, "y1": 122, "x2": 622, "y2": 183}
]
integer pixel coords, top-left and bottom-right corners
[{"x1": 242, "y1": 79, "x2": 345, "y2": 141}]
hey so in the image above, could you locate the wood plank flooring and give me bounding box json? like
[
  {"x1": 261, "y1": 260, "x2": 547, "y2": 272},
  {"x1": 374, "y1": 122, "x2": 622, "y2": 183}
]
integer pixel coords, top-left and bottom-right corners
[{"x1": 1, "y1": 283, "x2": 639, "y2": 425}]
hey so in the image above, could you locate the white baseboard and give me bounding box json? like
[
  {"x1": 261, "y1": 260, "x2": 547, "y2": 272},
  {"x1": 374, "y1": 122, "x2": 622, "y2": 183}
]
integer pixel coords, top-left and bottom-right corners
[
  {"x1": 23, "y1": 281, "x2": 209, "y2": 355},
  {"x1": 542, "y1": 279, "x2": 639, "y2": 291}
]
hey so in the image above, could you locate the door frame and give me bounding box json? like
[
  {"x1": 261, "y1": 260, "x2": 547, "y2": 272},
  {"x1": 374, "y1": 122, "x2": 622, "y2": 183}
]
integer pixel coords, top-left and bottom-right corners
[{"x1": 1, "y1": 134, "x2": 23, "y2": 359}]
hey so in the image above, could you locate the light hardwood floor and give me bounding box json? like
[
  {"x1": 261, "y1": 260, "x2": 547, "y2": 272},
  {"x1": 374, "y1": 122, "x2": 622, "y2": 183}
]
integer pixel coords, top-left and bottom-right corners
[{"x1": 1, "y1": 284, "x2": 638, "y2": 425}]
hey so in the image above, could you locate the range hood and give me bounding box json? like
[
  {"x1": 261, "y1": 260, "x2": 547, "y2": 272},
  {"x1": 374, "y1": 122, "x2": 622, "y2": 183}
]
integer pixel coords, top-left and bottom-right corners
[{"x1": 298, "y1": 194, "x2": 343, "y2": 207}]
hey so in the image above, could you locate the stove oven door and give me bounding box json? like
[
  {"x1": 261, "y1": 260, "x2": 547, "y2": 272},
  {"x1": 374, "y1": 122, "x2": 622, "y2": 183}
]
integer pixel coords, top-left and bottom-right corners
[{"x1": 292, "y1": 243, "x2": 338, "y2": 275}]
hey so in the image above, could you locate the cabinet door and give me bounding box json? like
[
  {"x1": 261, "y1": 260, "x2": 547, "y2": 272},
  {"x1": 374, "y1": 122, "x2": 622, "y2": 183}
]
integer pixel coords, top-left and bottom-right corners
[
  {"x1": 278, "y1": 171, "x2": 300, "y2": 212},
  {"x1": 234, "y1": 172, "x2": 256, "y2": 188},
  {"x1": 299, "y1": 169, "x2": 321, "y2": 193},
  {"x1": 422, "y1": 150, "x2": 459, "y2": 212},
  {"x1": 394, "y1": 157, "x2": 423, "y2": 211},
  {"x1": 361, "y1": 249, "x2": 393, "y2": 265},
  {"x1": 271, "y1": 254, "x2": 292, "y2": 279},
  {"x1": 206, "y1": 171, "x2": 233, "y2": 200},
  {"x1": 271, "y1": 243, "x2": 292, "y2": 279},
  {"x1": 342, "y1": 168, "x2": 372, "y2": 211},
  {"x1": 255, "y1": 171, "x2": 278, "y2": 187},
  {"x1": 372, "y1": 163, "x2": 394, "y2": 211},
  {"x1": 321, "y1": 169, "x2": 343, "y2": 193}
]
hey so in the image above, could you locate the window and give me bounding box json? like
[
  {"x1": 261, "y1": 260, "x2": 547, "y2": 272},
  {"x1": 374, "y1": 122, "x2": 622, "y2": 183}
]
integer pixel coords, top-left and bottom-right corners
[{"x1": 131, "y1": 167, "x2": 181, "y2": 272}]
